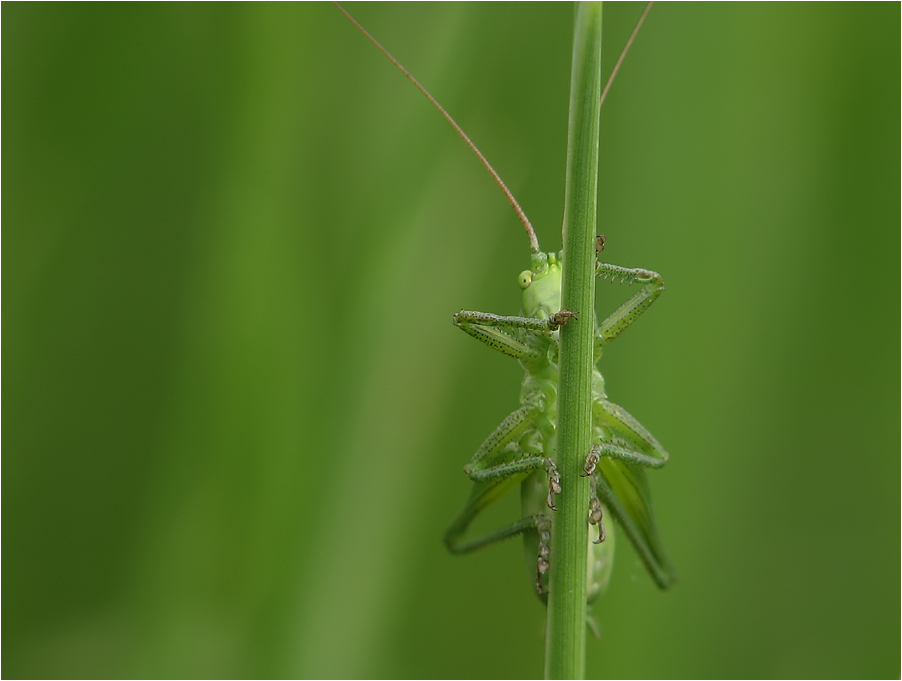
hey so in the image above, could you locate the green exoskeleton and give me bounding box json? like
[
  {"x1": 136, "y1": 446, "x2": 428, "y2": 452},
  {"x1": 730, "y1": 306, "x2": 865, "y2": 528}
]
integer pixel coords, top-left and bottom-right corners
[
  {"x1": 337, "y1": 2, "x2": 674, "y2": 610},
  {"x1": 445, "y1": 242, "x2": 675, "y2": 600}
]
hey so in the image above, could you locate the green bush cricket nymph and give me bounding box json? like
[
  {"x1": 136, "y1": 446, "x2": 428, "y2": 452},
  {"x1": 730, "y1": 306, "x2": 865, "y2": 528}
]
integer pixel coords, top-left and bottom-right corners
[{"x1": 337, "y1": 2, "x2": 674, "y2": 617}]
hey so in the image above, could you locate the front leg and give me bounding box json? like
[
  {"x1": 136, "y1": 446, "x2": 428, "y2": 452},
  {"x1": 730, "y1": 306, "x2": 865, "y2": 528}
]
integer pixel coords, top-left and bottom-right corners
[
  {"x1": 594, "y1": 262, "x2": 664, "y2": 348},
  {"x1": 454, "y1": 309, "x2": 577, "y2": 360}
]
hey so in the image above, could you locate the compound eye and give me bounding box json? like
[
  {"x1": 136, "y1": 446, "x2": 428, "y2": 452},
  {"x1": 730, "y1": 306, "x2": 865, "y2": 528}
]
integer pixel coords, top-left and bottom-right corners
[{"x1": 517, "y1": 270, "x2": 533, "y2": 289}]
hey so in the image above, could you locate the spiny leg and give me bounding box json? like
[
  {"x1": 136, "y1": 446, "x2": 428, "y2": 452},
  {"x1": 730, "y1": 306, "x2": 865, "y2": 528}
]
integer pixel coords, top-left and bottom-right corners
[
  {"x1": 583, "y1": 409, "x2": 675, "y2": 590},
  {"x1": 453, "y1": 308, "x2": 577, "y2": 360},
  {"x1": 445, "y1": 514, "x2": 538, "y2": 554},
  {"x1": 594, "y1": 261, "x2": 664, "y2": 348},
  {"x1": 580, "y1": 433, "x2": 666, "y2": 544},
  {"x1": 461, "y1": 405, "x2": 561, "y2": 509},
  {"x1": 582, "y1": 441, "x2": 665, "y2": 473},
  {"x1": 459, "y1": 512, "x2": 553, "y2": 595},
  {"x1": 592, "y1": 399, "x2": 669, "y2": 466},
  {"x1": 445, "y1": 512, "x2": 554, "y2": 595},
  {"x1": 456, "y1": 310, "x2": 577, "y2": 332},
  {"x1": 465, "y1": 406, "x2": 535, "y2": 471},
  {"x1": 580, "y1": 398, "x2": 673, "y2": 581},
  {"x1": 445, "y1": 408, "x2": 560, "y2": 554},
  {"x1": 582, "y1": 434, "x2": 662, "y2": 545},
  {"x1": 466, "y1": 455, "x2": 561, "y2": 511}
]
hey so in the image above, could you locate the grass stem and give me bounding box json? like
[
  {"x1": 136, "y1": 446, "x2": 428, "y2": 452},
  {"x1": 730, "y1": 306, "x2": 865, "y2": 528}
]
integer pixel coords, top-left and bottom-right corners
[{"x1": 545, "y1": 3, "x2": 603, "y2": 678}]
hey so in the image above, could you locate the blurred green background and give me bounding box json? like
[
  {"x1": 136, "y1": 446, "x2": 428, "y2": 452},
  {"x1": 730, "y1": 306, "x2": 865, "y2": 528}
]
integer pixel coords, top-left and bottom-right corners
[{"x1": 4, "y1": 3, "x2": 898, "y2": 678}]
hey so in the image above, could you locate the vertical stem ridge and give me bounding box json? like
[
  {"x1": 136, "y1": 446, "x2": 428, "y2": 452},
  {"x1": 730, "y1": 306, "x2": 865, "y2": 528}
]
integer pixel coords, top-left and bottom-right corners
[{"x1": 545, "y1": 3, "x2": 602, "y2": 679}]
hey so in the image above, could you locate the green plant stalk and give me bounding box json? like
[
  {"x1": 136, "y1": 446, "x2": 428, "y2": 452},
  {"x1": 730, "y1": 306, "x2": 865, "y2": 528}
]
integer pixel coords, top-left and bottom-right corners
[{"x1": 545, "y1": 2, "x2": 602, "y2": 679}]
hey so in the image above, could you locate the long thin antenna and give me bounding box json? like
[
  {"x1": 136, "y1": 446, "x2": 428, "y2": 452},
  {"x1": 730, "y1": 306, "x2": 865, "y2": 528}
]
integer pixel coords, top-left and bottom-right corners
[
  {"x1": 599, "y1": 1, "x2": 654, "y2": 109},
  {"x1": 334, "y1": 2, "x2": 541, "y2": 254}
]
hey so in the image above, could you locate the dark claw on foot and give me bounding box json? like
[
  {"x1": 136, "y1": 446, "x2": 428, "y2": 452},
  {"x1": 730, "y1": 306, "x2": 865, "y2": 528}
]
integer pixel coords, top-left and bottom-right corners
[
  {"x1": 582, "y1": 446, "x2": 599, "y2": 477},
  {"x1": 536, "y1": 574, "x2": 547, "y2": 595},
  {"x1": 548, "y1": 309, "x2": 578, "y2": 331},
  {"x1": 592, "y1": 522, "x2": 606, "y2": 544}
]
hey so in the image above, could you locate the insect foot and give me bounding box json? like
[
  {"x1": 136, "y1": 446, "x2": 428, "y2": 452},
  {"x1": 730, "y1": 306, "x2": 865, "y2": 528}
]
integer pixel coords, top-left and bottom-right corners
[
  {"x1": 588, "y1": 477, "x2": 607, "y2": 544},
  {"x1": 547, "y1": 309, "x2": 578, "y2": 331},
  {"x1": 535, "y1": 516, "x2": 552, "y2": 595},
  {"x1": 544, "y1": 458, "x2": 562, "y2": 511},
  {"x1": 581, "y1": 444, "x2": 600, "y2": 477},
  {"x1": 595, "y1": 234, "x2": 607, "y2": 253}
]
